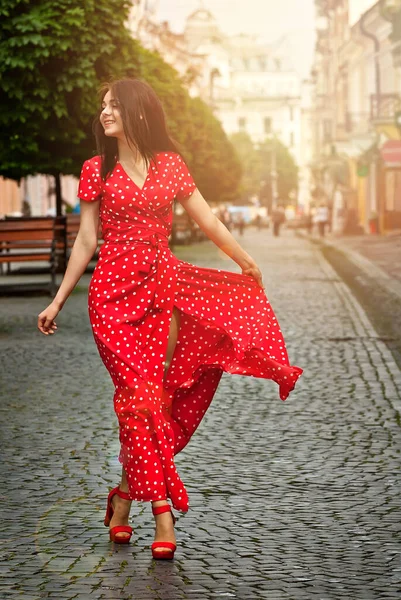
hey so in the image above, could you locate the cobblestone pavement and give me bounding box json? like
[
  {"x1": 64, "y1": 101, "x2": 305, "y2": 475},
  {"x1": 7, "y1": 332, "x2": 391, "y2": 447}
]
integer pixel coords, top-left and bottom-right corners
[{"x1": 1, "y1": 230, "x2": 401, "y2": 600}]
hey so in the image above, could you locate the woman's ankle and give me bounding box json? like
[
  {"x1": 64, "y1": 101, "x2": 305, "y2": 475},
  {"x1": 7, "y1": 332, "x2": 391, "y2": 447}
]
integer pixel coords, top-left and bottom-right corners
[
  {"x1": 152, "y1": 499, "x2": 169, "y2": 508},
  {"x1": 118, "y1": 482, "x2": 130, "y2": 495}
]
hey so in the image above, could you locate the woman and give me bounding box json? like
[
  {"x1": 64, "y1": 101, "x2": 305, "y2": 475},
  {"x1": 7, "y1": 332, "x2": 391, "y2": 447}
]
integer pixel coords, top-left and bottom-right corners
[{"x1": 38, "y1": 78, "x2": 302, "y2": 560}]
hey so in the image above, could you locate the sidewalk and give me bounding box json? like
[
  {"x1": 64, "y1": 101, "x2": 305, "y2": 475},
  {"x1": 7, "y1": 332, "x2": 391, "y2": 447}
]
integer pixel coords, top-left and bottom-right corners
[{"x1": 301, "y1": 230, "x2": 401, "y2": 300}]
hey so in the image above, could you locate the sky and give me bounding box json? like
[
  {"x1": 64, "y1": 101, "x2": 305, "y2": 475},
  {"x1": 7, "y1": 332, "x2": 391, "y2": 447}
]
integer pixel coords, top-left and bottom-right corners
[
  {"x1": 156, "y1": 0, "x2": 317, "y2": 78},
  {"x1": 349, "y1": 0, "x2": 377, "y2": 25}
]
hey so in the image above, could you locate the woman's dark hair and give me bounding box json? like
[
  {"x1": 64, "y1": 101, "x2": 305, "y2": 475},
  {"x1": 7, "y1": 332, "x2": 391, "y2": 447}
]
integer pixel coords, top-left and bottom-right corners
[{"x1": 93, "y1": 78, "x2": 181, "y2": 180}]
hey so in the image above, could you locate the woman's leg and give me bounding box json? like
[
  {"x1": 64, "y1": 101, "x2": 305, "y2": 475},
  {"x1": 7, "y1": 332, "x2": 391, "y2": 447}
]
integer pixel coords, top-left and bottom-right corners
[
  {"x1": 152, "y1": 307, "x2": 181, "y2": 552},
  {"x1": 108, "y1": 467, "x2": 132, "y2": 541},
  {"x1": 164, "y1": 307, "x2": 181, "y2": 380}
]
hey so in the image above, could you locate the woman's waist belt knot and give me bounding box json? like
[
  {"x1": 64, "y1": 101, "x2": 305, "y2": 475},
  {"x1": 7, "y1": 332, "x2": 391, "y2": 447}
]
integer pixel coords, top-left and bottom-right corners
[{"x1": 146, "y1": 233, "x2": 175, "y2": 311}]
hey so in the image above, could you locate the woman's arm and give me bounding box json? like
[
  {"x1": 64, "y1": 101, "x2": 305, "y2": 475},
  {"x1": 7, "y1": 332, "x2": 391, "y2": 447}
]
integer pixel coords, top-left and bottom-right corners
[
  {"x1": 179, "y1": 189, "x2": 263, "y2": 287},
  {"x1": 37, "y1": 201, "x2": 100, "y2": 335}
]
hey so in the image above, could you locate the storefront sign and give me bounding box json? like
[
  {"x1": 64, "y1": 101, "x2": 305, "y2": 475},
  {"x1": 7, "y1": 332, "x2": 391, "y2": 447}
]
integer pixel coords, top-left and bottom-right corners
[{"x1": 380, "y1": 140, "x2": 401, "y2": 166}]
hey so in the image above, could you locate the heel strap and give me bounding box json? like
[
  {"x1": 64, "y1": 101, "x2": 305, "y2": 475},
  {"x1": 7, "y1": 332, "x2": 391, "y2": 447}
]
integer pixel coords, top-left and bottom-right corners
[
  {"x1": 109, "y1": 486, "x2": 131, "y2": 501},
  {"x1": 116, "y1": 488, "x2": 131, "y2": 501},
  {"x1": 152, "y1": 504, "x2": 171, "y2": 516}
]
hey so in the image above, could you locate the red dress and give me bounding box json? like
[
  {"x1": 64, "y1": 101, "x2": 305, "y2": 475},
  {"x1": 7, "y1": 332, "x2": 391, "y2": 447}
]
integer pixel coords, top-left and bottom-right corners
[{"x1": 78, "y1": 152, "x2": 302, "y2": 512}]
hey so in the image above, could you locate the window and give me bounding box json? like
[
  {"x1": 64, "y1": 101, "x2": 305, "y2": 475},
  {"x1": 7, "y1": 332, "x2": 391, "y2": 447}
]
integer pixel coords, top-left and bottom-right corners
[
  {"x1": 323, "y1": 119, "x2": 332, "y2": 143},
  {"x1": 289, "y1": 106, "x2": 294, "y2": 121},
  {"x1": 238, "y1": 117, "x2": 246, "y2": 131},
  {"x1": 264, "y1": 117, "x2": 272, "y2": 134}
]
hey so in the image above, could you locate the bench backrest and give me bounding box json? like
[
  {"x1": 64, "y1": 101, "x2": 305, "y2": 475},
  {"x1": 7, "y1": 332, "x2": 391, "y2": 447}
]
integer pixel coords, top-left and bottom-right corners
[{"x1": 0, "y1": 217, "x2": 65, "y2": 244}]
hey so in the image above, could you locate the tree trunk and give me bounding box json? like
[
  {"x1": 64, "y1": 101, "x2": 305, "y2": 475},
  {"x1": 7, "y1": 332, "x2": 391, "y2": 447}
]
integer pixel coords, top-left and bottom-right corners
[{"x1": 54, "y1": 172, "x2": 62, "y2": 216}]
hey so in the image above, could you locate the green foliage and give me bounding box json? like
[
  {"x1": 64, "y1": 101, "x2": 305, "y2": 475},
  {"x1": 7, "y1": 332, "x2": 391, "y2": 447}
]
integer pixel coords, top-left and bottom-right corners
[
  {"x1": 230, "y1": 131, "x2": 298, "y2": 206},
  {"x1": 179, "y1": 97, "x2": 242, "y2": 203},
  {"x1": 0, "y1": 0, "x2": 136, "y2": 178},
  {"x1": 0, "y1": 0, "x2": 240, "y2": 204}
]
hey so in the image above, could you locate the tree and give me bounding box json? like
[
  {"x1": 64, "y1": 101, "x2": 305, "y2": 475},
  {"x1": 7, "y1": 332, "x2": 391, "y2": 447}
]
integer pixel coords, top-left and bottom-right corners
[
  {"x1": 180, "y1": 97, "x2": 241, "y2": 204},
  {"x1": 0, "y1": 0, "x2": 137, "y2": 212},
  {"x1": 0, "y1": 0, "x2": 240, "y2": 212},
  {"x1": 228, "y1": 132, "x2": 264, "y2": 202},
  {"x1": 230, "y1": 131, "x2": 298, "y2": 210}
]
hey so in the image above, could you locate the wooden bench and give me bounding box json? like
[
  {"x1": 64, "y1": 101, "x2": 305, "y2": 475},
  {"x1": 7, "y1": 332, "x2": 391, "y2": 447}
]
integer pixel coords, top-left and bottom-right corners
[{"x1": 0, "y1": 217, "x2": 66, "y2": 295}]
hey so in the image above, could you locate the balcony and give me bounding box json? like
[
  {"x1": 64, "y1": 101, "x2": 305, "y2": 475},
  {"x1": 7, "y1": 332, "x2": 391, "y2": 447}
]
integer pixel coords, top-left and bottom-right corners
[{"x1": 370, "y1": 93, "x2": 401, "y2": 121}]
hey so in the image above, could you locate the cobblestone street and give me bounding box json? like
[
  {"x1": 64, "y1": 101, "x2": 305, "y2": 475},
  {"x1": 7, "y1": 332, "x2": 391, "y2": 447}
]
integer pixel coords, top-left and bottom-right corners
[{"x1": 1, "y1": 229, "x2": 400, "y2": 600}]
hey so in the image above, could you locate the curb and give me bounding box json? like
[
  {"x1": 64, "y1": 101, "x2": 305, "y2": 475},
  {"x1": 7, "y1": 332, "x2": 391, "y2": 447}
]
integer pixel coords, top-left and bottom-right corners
[{"x1": 297, "y1": 231, "x2": 401, "y2": 301}]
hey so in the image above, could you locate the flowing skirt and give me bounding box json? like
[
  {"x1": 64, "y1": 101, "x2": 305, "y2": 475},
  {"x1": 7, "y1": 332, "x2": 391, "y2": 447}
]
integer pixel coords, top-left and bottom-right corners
[{"x1": 88, "y1": 243, "x2": 302, "y2": 512}]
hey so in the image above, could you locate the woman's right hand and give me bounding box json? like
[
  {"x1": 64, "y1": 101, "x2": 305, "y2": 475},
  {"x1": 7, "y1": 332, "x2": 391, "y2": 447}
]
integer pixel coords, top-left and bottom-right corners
[{"x1": 37, "y1": 301, "x2": 60, "y2": 336}]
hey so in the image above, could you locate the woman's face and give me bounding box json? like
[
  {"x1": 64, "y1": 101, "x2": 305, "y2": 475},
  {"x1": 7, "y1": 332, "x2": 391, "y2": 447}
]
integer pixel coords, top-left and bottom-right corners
[{"x1": 100, "y1": 90, "x2": 124, "y2": 138}]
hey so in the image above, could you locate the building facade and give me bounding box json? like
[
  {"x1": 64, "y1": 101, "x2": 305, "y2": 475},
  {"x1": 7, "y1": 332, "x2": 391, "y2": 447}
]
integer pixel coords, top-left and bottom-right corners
[{"x1": 312, "y1": 0, "x2": 401, "y2": 233}]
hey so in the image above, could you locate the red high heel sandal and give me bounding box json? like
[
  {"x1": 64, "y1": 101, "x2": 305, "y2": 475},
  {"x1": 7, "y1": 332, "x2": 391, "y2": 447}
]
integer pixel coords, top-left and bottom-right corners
[
  {"x1": 151, "y1": 504, "x2": 177, "y2": 560},
  {"x1": 104, "y1": 486, "x2": 133, "y2": 544}
]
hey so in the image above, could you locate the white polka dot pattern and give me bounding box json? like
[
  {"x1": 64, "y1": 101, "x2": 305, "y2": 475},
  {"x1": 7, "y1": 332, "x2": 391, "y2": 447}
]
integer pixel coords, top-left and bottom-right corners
[{"x1": 77, "y1": 152, "x2": 302, "y2": 513}]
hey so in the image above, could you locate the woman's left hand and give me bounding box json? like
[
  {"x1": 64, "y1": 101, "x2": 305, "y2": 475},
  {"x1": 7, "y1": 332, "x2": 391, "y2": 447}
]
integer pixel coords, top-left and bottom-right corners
[{"x1": 242, "y1": 263, "x2": 264, "y2": 288}]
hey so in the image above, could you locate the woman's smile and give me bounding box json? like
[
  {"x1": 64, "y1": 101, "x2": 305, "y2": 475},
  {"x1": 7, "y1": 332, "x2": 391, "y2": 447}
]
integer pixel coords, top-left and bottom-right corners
[{"x1": 100, "y1": 90, "x2": 123, "y2": 135}]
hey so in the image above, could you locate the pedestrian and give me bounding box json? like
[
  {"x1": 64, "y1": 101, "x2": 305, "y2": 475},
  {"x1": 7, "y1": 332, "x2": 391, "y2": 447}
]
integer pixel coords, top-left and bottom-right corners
[
  {"x1": 218, "y1": 205, "x2": 233, "y2": 231},
  {"x1": 272, "y1": 205, "x2": 286, "y2": 237},
  {"x1": 305, "y1": 210, "x2": 313, "y2": 235},
  {"x1": 236, "y1": 212, "x2": 245, "y2": 236},
  {"x1": 37, "y1": 78, "x2": 302, "y2": 560},
  {"x1": 315, "y1": 203, "x2": 329, "y2": 237}
]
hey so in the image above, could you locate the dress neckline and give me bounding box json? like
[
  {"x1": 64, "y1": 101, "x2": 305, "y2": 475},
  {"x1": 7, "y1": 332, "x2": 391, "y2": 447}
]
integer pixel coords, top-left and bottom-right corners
[{"x1": 116, "y1": 156, "x2": 156, "y2": 193}]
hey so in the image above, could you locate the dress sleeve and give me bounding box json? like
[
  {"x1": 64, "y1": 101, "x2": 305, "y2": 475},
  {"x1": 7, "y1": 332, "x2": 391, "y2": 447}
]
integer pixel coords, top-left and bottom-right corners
[
  {"x1": 175, "y1": 154, "x2": 197, "y2": 202},
  {"x1": 77, "y1": 159, "x2": 102, "y2": 202}
]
